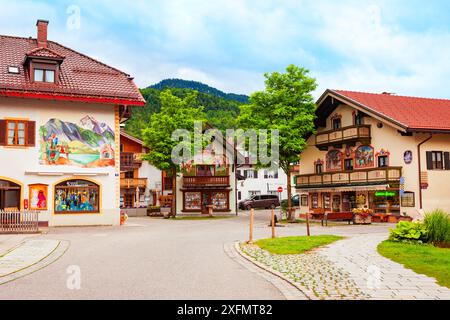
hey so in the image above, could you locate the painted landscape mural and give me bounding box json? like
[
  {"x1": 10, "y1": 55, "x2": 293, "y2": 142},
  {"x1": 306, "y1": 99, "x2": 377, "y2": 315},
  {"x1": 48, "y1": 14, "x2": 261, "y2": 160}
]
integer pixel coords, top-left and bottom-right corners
[{"x1": 39, "y1": 116, "x2": 115, "y2": 167}]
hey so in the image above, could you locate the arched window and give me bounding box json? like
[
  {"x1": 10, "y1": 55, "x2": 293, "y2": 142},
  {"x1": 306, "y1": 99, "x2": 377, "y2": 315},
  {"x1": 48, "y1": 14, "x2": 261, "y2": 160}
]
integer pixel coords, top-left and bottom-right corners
[
  {"x1": 0, "y1": 179, "x2": 21, "y2": 210},
  {"x1": 326, "y1": 150, "x2": 343, "y2": 171},
  {"x1": 54, "y1": 179, "x2": 100, "y2": 214},
  {"x1": 355, "y1": 145, "x2": 375, "y2": 169}
]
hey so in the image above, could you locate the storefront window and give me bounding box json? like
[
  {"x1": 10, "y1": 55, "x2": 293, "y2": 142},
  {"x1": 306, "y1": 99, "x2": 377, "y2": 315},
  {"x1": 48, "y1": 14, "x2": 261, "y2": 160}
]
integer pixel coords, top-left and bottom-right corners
[
  {"x1": 322, "y1": 193, "x2": 331, "y2": 209},
  {"x1": 300, "y1": 195, "x2": 308, "y2": 207},
  {"x1": 54, "y1": 180, "x2": 99, "y2": 214},
  {"x1": 184, "y1": 192, "x2": 201, "y2": 210},
  {"x1": 212, "y1": 192, "x2": 228, "y2": 210},
  {"x1": 311, "y1": 193, "x2": 319, "y2": 209},
  {"x1": 369, "y1": 190, "x2": 400, "y2": 214}
]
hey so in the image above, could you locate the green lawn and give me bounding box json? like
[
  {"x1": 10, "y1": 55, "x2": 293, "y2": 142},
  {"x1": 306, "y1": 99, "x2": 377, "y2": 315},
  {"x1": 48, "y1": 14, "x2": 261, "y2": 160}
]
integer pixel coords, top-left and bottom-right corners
[
  {"x1": 255, "y1": 235, "x2": 343, "y2": 255},
  {"x1": 378, "y1": 240, "x2": 450, "y2": 289}
]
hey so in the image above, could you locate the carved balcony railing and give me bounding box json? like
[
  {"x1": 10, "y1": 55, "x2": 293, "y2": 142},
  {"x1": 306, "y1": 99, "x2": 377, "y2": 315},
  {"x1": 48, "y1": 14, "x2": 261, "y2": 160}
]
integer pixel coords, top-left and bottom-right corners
[
  {"x1": 182, "y1": 176, "x2": 230, "y2": 188},
  {"x1": 295, "y1": 167, "x2": 402, "y2": 189},
  {"x1": 120, "y1": 178, "x2": 147, "y2": 189},
  {"x1": 120, "y1": 152, "x2": 144, "y2": 171},
  {"x1": 315, "y1": 125, "x2": 371, "y2": 149}
]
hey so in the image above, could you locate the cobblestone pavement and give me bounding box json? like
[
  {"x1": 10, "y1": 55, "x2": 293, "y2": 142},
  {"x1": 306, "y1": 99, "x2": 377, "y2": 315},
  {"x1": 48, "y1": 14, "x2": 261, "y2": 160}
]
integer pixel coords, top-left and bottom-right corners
[
  {"x1": 240, "y1": 243, "x2": 369, "y2": 300},
  {"x1": 320, "y1": 234, "x2": 450, "y2": 300},
  {"x1": 240, "y1": 232, "x2": 450, "y2": 300}
]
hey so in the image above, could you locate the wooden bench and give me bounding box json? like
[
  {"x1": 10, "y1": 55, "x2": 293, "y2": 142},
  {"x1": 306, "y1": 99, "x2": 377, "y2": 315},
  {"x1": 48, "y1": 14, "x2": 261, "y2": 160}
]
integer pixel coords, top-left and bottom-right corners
[
  {"x1": 310, "y1": 208, "x2": 325, "y2": 220},
  {"x1": 321, "y1": 212, "x2": 354, "y2": 226}
]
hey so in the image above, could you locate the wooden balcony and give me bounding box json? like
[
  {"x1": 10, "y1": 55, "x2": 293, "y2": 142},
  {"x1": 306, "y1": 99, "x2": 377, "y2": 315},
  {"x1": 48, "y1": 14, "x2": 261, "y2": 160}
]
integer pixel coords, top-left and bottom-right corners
[
  {"x1": 120, "y1": 152, "x2": 144, "y2": 171},
  {"x1": 315, "y1": 125, "x2": 371, "y2": 150},
  {"x1": 295, "y1": 167, "x2": 402, "y2": 189},
  {"x1": 120, "y1": 178, "x2": 147, "y2": 189},
  {"x1": 182, "y1": 176, "x2": 230, "y2": 188}
]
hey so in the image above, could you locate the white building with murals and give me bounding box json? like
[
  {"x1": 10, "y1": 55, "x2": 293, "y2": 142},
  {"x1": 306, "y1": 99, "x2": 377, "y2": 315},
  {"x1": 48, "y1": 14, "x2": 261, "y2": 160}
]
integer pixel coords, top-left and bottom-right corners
[{"x1": 0, "y1": 20, "x2": 145, "y2": 226}]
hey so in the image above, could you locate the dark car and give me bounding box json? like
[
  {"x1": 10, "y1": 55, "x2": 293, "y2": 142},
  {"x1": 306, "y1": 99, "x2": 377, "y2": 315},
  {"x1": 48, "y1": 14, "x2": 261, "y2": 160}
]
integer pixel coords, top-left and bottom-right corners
[
  {"x1": 239, "y1": 195, "x2": 280, "y2": 210},
  {"x1": 281, "y1": 194, "x2": 300, "y2": 209}
]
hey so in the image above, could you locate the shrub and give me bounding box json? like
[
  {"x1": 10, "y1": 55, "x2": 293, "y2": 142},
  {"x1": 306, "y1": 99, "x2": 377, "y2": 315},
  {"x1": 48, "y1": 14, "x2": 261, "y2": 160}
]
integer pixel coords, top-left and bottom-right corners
[
  {"x1": 424, "y1": 209, "x2": 450, "y2": 245},
  {"x1": 389, "y1": 221, "x2": 428, "y2": 244}
]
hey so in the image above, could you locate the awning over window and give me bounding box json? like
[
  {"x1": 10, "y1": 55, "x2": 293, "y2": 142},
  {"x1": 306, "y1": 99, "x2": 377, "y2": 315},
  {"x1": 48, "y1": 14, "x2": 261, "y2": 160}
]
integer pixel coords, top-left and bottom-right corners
[{"x1": 297, "y1": 184, "x2": 389, "y2": 193}]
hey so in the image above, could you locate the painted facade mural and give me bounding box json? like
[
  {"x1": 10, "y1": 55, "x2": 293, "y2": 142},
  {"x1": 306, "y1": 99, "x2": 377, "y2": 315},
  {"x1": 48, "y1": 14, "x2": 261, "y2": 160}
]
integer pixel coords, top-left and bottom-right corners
[
  {"x1": 29, "y1": 184, "x2": 48, "y2": 210},
  {"x1": 355, "y1": 145, "x2": 374, "y2": 168},
  {"x1": 39, "y1": 116, "x2": 115, "y2": 167},
  {"x1": 326, "y1": 150, "x2": 342, "y2": 171}
]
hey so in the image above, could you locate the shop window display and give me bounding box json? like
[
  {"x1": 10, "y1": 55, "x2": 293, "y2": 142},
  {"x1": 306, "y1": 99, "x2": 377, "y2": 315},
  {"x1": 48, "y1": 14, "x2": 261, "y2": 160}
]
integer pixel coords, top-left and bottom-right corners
[
  {"x1": 184, "y1": 192, "x2": 202, "y2": 210},
  {"x1": 55, "y1": 180, "x2": 99, "y2": 213},
  {"x1": 212, "y1": 192, "x2": 228, "y2": 210}
]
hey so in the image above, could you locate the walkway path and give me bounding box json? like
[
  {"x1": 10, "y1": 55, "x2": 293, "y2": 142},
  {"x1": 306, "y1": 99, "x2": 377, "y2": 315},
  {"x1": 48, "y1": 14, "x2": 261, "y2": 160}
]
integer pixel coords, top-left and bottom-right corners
[
  {"x1": 0, "y1": 239, "x2": 69, "y2": 285},
  {"x1": 320, "y1": 234, "x2": 450, "y2": 300}
]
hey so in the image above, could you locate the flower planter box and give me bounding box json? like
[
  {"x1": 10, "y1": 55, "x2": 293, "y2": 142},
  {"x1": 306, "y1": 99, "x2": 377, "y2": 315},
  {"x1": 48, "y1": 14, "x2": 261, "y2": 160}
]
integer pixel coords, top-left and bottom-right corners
[
  {"x1": 387, "y1": 215, "x2": 399, "y2": 223},
  {"x1": 397, "y1": 216, "x2": 413, "y2": 222},
  {"x1": 354, "y1": 214, "x2": 372, "y2": 225}
]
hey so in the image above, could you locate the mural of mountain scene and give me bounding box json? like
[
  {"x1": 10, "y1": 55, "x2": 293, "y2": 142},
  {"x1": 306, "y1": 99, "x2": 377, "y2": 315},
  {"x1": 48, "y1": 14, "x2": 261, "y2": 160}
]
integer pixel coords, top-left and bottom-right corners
[
  {"x1": 125, "y1": 79, "x2": 249, "y2": 138},
  {"x1": 39, "y1": 116, "x2": 115, "y2": 168}
]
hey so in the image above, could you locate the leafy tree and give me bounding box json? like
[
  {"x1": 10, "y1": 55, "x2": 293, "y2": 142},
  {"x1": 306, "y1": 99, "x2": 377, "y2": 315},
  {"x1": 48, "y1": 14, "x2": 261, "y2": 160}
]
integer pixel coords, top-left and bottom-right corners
[
  {"x1": 238, "y1": 65, "x2": 317, "y2": 222},
  {"x1": 142, "y1": 90, "x2": 207, "y2": 217}
]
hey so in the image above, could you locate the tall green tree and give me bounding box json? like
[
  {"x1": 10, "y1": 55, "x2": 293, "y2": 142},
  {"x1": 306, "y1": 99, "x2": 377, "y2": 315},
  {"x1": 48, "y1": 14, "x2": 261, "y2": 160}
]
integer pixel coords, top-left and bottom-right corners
[
  {"x1": 238, "y1": 65, "x2": 317, "y2": 222},
  {"x1": 142, "y1": 90, "x2": 207, "y2": 216}
]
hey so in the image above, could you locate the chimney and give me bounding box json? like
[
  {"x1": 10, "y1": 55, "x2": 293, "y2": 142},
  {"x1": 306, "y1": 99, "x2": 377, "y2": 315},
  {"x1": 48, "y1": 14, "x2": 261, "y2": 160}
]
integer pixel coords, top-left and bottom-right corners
[{"x1": 36, "y1": 20, "x2": 49, "y2": 48}]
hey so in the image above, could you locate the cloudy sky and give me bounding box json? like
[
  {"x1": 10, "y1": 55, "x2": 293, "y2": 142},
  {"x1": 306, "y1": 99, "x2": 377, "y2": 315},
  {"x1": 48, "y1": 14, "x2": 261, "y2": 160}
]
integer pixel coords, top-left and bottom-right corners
[{"x1": 1, "y1": 0, "x2": 450, "y2": 98}]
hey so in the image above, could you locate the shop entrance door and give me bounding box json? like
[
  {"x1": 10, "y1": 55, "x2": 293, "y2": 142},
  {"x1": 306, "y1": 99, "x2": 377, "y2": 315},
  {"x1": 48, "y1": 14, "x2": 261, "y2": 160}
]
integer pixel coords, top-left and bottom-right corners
[
  {"x1": 202, "y1": 192, "x2": 211, "y2": 214},
  {"x1": 342, "y1": 192, "x2": 356, "y2": 212},
  {"x1": 0, "y1": 180, "x2": 21, "y2": 210}
]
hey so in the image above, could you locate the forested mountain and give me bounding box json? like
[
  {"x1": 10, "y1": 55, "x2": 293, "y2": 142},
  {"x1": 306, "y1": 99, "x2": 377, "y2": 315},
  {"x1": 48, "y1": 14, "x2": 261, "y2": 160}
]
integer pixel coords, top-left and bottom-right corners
[
  {"x1": 149, "y1": 79, "x2": 249, "y2": 103},
  {"x1": 124, "y1": 80, "x2": 249, "y2": 138}
]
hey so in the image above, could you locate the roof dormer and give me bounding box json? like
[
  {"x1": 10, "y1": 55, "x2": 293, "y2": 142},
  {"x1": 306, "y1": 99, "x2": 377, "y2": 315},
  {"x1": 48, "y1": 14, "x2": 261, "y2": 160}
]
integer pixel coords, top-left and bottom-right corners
[{"x1": 24, "y1": 20, "x2": 65, "y2": 84}]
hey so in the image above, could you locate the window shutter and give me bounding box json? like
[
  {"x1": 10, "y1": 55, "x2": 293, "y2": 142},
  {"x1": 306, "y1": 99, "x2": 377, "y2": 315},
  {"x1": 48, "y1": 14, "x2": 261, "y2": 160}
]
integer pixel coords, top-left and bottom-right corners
[
  {"x1": 0, "y1": 120, "x2": 6, "y2": 146},
  {"x1": 426, "y1": 152, "x2": 433, "y2": 170},
  {"x1": 444, "y1": 152, "x2": 450, "y2": 170},
  {"x1": 254, "y1": 170, "x2": 258, "y2": 179},
  {"x1": 27, "y1": 121, "x2": 36, "y2": 146},
  {"x1": 244, "y1": 170, "x2": 247, "y2": 178}
]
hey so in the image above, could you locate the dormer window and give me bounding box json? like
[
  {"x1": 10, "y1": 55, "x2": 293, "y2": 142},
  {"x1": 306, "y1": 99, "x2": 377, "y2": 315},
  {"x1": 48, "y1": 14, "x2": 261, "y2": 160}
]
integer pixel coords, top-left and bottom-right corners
[
  {"x1": 30, "y1": 62, "x2": 58, "y2": 84},
  {"x1": 34, "y1": 67, "x2": 55, "y2": 83}
]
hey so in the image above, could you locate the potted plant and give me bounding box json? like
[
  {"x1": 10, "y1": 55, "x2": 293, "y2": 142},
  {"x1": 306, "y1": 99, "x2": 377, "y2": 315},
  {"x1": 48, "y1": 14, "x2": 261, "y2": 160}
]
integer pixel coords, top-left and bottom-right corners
[{"x1": 352, "y1": 207, "x2": 373, "y2": 225}]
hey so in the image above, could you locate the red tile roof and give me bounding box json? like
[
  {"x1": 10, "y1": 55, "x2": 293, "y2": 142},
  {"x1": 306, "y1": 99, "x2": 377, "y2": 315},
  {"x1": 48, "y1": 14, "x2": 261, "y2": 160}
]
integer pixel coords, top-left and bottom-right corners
[
  {"x1": 0, "y1": 35, "x2": 145, "y2": 106},
  {"x1": 329, "y1": 90, "x2": 450, "y2": 132}
]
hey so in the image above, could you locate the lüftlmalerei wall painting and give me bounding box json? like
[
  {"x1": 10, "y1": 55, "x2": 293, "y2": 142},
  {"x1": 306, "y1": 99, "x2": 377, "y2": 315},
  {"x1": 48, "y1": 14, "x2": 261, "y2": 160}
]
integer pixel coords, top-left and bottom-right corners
[
  {"x1": 39, "y1": 116, "x2": 115, "y2": 167},
  {"x1": 326, "y1": 150, "x2": 343, "y2": 171},
  {"x1": 355, "y1": 145, "x2": 374, "y2": 168}
]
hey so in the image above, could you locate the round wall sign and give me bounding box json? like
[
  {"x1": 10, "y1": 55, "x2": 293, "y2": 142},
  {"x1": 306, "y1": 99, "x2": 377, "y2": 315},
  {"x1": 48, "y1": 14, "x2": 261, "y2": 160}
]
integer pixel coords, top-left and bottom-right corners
[{"x1": 404, "y1": 150, "x2": 413, "y2": 164}]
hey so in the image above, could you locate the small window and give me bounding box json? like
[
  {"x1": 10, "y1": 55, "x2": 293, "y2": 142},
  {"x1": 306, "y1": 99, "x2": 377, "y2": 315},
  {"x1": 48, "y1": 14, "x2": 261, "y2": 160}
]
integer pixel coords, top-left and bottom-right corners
[
  {"x1": 315, "y1": 163, "x2": 323, "y2": 174},
  {"x1": 7, "y1": 120, "x2": 27, "y2": 146},
  {"x1": 34, "y1": 68, "x2": 55, "y2": 83},
  {"x1": 332, "y1": 118, "x2": 341, "y2": 130},
  {"x1": 431, "y1": 151, "x2": 443, "y2": 170},
  {"x1": 124, "y1": 171, "x2": 134, "y2": 179},
  {"x1": 344, "y1": 159, "x2": 354, "y2": 171},
  {"x1": 354, "y1": 113, "x2": 364, "y2": 125},
  {"x1": 378, "y1": 155, "x2": 389, "y2": 168},
  {"x1": 238, "y1": 191, "x2": 242, "y2": 200},
  {"x1": 300, "y1": 195, "x2": 308, "y2": 207},
  {"x1": 401, "y1": 192, "x2": 415, "y2": 207},
  {"x1": 8, "y1": 66, "x2": 19, "y2": 74}
]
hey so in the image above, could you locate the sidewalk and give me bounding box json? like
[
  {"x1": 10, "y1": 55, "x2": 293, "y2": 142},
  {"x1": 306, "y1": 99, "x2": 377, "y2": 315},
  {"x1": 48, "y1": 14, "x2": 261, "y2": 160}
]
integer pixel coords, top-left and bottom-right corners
[{"x1": 0, "y1": 234, "x2": 38, "y2": 256}]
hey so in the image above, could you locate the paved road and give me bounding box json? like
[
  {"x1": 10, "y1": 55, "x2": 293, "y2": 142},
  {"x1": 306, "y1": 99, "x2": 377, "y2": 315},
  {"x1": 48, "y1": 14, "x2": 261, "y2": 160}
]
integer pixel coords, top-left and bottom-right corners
[{"x1": 0, "y1": 210, "x2": 392, "y2": 300}]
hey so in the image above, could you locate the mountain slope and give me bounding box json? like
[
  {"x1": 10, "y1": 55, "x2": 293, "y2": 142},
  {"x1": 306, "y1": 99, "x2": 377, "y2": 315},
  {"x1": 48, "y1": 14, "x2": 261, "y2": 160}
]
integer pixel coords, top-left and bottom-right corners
[{"x1": 149, "y1": 79, "x2": 249, "y2": 103}]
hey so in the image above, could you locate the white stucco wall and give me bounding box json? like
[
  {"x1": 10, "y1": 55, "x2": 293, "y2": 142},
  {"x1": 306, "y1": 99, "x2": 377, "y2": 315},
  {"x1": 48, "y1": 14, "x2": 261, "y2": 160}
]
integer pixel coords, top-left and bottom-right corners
[
  {"x1": 236, "y1": 166, "x2": 288, "y2": 201},
  {"x1": 0, "y1": 97, "x2": 120, "y2": 226}
]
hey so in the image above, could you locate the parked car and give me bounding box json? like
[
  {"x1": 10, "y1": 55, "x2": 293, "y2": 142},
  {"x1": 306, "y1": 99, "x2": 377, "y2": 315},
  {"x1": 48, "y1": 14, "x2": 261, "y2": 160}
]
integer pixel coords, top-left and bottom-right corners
[
  {"x1": 281, "y1": 194, "x2": 300, "y2": 211},
  {"x1": 239, "y1": 195, "x2": 280, "y2": 210}
]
